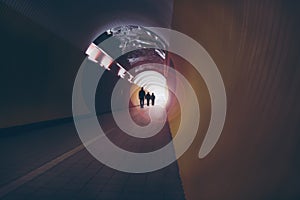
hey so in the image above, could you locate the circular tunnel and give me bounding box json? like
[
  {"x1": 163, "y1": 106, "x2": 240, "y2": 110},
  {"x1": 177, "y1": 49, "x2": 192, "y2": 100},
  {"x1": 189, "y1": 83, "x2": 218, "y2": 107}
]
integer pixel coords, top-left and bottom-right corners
[{"x1": 88, "y1": 25, "x2": 178, "y2": 113}]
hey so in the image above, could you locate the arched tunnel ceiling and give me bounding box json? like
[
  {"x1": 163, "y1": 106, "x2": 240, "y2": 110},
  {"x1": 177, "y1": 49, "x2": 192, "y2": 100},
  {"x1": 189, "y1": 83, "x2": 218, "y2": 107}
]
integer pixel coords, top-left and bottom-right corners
[
  {"x1": 0, "y1": 0, "x2": 174, "y2": 50},
  {"x1": 0, "y1": 1, "x2": 300, "y2": 199}
]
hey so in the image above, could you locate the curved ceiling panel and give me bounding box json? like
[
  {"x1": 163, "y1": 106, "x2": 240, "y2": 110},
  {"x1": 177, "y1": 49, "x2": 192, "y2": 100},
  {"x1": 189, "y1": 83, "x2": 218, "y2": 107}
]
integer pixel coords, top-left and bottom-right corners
[{"x1": 0, "y1": 0, "x2": 174, "y2": 49}]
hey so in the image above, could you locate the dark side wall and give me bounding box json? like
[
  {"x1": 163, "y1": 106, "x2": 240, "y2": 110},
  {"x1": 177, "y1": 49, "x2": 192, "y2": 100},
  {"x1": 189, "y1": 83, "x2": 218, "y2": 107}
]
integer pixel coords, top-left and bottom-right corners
[
  {"x1": 0, "y1": 0, "x2": 173, "y2": 129},
  {"x1": 0, "y1": 4, "x2": 127, "y2": 129},
  {"x1": 0, "y1": 4, "x2": 84, "y2": 128},
  {"x1": 170, "y1": 0, "x2": 300, "y2": 199}
]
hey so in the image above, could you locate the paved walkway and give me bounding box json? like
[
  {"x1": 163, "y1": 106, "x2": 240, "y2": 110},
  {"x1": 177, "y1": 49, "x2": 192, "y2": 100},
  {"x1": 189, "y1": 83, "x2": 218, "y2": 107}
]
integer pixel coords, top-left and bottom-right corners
[{"x1": 0, "y1": 108, "x2": 185, "y2": 200}]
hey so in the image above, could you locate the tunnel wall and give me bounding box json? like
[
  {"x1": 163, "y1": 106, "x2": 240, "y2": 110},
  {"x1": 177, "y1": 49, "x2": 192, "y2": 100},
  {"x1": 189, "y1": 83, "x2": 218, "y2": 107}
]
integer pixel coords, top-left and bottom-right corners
[
  {"x1": 0, "y1": 4, "x2": 84, "y2": 128},
  {"x1": 170, "y1": 1, "x2": 300, "y2": 199},
  {"x1": 0, "y1": 6, "x2": 134, "y2": 129},
  {"x1": 0, "y1": 1, "x2": 173, "y2": 129}
]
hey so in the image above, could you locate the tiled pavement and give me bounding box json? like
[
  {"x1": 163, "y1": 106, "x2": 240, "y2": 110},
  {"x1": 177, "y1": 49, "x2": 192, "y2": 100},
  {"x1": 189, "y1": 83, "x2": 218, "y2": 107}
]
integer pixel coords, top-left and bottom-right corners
[
  {"x1": 0, "y1": 108, "x2": 185, "y2": 200},
  {"x1": 2, "y1": 148, "x2": 184, "y2": 200}
]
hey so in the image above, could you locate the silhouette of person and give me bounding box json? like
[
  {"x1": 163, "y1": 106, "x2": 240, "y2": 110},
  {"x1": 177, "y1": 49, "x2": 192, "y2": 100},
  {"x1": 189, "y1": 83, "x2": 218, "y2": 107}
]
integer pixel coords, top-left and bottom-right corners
[
  {"x1": 138, "y1": 87, "x2": 146, "y2": 108},
  {"x1": 145, "y1": 92, "x2": 151, "y2": 106},
  {"x1": 151, "y1": 93, "x2": 155, "y2": 106}
]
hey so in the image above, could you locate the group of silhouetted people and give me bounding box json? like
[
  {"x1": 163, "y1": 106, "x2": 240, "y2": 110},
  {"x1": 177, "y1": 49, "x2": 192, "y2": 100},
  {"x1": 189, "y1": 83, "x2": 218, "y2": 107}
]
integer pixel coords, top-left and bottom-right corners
[{"x1": 138, "y1": 87, "x2": 155, "y2": 108}]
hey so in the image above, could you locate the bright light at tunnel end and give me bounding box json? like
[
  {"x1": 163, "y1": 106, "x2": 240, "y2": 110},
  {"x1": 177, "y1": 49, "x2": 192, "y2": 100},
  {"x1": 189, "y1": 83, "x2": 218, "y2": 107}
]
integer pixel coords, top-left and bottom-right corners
[
  {"x1": 72, "y1": 26, "x2": 227, "y2": 173},
  {"x1": 133, "y1": 70, "x2": 170, "y2": 108}
]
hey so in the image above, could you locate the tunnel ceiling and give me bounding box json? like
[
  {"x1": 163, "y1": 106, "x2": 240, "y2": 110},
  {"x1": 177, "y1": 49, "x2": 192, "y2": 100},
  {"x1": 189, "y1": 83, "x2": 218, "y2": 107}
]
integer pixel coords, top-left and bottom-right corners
[
  {"x1": 94, "y1": 25, "x2": 167, "y2": 73},
  {"x1": 0, "y1": 0, "x2": 174, "y2": 49}
]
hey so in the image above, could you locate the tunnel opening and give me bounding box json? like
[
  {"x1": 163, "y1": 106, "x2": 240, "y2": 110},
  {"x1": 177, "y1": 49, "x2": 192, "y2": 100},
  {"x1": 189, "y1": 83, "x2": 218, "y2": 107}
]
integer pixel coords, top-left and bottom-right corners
[
  {"x1": 132, "y1": 70, "x2": 169, "y2": 108},
  {"x1": 84, "y1": 25, "x2": 182, "y2": 154},
  {"x1": 88, "y1": 25, "x2": 176, "y2": 114}
]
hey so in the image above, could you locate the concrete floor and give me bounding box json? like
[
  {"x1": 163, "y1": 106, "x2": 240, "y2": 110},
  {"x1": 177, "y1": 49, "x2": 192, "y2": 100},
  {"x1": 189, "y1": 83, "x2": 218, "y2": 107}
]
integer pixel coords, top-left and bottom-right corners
[{"x1": 0, "y1": 108, "x2": 185, "y2": 200}]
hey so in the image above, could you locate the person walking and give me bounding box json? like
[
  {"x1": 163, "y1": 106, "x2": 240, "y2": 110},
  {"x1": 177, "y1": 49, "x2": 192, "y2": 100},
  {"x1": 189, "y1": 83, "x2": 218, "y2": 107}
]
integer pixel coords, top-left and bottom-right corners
[
  {"x1": 151, "y1": 93, "x2": 155, "y2": 106},
  {"x1": 138, "y1": 87, "x2": 146, "y2": 108},
  {"x1": 145, "y1": 92, "x2": 151, "y2": 106}
]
